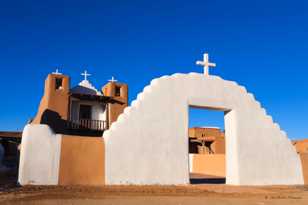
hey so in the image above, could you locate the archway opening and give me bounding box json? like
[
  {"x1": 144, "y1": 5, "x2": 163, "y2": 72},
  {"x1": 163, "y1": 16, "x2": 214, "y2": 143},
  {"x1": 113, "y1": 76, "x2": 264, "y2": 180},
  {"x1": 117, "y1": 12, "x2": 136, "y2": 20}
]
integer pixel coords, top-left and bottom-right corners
[{"x1": 188, "y1": 106, "x2": 226, "y2": 184}]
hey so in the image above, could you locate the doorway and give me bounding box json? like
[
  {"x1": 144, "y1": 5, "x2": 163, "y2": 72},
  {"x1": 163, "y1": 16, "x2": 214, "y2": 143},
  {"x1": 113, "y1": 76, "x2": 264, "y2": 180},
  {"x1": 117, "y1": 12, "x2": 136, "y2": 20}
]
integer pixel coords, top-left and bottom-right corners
[{"x1": 188, "y1": 106, "x2": 226, "y2": 184}]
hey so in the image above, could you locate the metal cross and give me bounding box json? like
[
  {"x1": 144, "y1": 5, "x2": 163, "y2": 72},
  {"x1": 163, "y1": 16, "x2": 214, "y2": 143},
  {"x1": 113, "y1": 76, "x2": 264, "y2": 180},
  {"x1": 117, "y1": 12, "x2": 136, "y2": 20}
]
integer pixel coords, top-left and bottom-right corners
[
  {"x1": 108, "y1": 76, "x2": 117, "y2": 83},
  {"x1": 196, "y1": 53, "x2": 216, "y2": 76},
  {"x1": 81, "y1": 70, "x2": 91, "y2": 81}
]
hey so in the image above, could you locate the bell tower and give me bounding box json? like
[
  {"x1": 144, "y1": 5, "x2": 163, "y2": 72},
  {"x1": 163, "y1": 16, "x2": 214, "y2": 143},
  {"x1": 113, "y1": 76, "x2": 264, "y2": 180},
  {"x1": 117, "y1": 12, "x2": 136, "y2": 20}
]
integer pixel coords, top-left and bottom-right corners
[
  {"x1": 102, "y1": 77, "x2": 128, "y2": 127},
  {"x1": 32, "y1": 71, "x2": 70, "y2": 124}
]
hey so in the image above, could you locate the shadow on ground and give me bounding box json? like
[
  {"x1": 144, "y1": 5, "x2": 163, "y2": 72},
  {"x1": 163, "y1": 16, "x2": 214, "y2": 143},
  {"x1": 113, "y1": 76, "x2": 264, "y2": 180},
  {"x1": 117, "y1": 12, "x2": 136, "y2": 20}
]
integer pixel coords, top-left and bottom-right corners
[{"x1": 190, "y1": 177, "x2": 226, "y2": 184}]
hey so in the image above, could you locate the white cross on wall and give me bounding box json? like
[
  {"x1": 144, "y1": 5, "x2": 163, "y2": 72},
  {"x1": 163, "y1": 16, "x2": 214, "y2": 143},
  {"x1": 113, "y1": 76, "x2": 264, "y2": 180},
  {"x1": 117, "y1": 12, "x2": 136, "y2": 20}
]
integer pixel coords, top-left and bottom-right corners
[
  {"x1": 81, "y1": 70, "x2": 91, "y2": 81},
  {"x1": 108, "y1": 76, "x2": 117, "y2": 83},
  {"x1": 196, "y1": 53, "x2": 216, "y2": 76}
]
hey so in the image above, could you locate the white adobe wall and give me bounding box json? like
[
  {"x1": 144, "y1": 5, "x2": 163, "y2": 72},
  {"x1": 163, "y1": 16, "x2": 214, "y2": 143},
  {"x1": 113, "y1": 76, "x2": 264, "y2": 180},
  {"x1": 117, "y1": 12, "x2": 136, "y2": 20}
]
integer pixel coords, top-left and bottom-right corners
[
  {"x1": 104, "y1": 73, "x2": 304, "y2": 185},
  {"x1": 92, "y1": 103, "x2": 106, "y2": 121},
  {"x1": 189, "y1": 154, "x2": 194, "y2": 173},
  {"x1": 18, "y1": 125, "x2": 61, "y2": 185}
]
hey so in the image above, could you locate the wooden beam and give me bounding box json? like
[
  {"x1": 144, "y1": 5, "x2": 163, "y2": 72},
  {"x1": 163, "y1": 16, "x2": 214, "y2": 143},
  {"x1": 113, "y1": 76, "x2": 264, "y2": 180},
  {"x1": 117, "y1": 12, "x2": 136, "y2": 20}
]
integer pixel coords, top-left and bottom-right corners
[{"x1": 0, "y1": 131, "x2": 22, "y2": 138}]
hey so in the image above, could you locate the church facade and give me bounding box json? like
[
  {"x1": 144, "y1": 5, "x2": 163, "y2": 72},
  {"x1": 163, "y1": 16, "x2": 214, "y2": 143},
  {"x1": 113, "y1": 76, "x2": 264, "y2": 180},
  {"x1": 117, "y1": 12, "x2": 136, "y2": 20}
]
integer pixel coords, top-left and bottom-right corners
[
  {"x1": 31, "y1": 71, "x2": 128, "y2": 134},
  {"x1": 19, "y1": 71, "x2": 128, "y2": 185},
  {"x1": 18, "y1": 57, "x2": 308, "y2": 186}
]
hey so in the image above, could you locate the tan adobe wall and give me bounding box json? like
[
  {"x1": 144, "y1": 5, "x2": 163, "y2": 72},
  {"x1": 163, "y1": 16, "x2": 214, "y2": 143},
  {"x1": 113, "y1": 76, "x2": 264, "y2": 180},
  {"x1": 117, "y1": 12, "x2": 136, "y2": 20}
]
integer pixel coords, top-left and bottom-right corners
[
  {"x1": 58, "y1": 136, "x2": 105, "y2": 185},
  {"x1": 293, "y1": 140, "x2": 308, "y2": 184},
  {"x1": 32, "y1": 74, "x2": 70, "y2": 124},
  {"x1": 293, "y1": 140, "x2": 308, "y2": 154},
  {"x1": 188, "y1": 128, "x2": 195, "y2": 138},
  {"x1": 299, "y1": 153, "x2": 308, "y2": 184},
  {"x1": 212, "y1": 137, "x2": 225, "y2": 154},
  {"x1": 191, "y1": 154, "x2": 225, "y2": 177},
  {"x1": 189, "y1": 127, "x2": 223, "y2": 138}
]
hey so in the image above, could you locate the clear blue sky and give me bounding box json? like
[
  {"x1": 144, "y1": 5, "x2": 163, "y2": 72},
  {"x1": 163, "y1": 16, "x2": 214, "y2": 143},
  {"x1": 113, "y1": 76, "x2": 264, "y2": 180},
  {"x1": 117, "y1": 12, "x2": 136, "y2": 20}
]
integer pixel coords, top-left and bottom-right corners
[{"x1": 0, "y1": 0, "x2": 307, "y2": 139}]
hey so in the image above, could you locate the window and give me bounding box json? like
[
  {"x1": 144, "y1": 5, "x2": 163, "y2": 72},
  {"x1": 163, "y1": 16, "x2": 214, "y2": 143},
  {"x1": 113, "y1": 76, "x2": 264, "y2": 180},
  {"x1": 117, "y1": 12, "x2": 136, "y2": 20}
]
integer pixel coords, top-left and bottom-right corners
[
  {"x1": 55, "y1": 78, "x2": 63, "y2": 90},
  {"x1": 115, "y1": 86, "x2": 121, "y2": 97}
]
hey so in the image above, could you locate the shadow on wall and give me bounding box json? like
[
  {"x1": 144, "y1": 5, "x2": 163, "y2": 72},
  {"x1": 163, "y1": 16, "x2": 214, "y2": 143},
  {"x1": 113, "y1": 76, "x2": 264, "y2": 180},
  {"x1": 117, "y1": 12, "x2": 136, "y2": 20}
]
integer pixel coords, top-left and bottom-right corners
[
  {"x1": 40, "y1": 109, "x2": 103, "y2": 137},
  {"x1": 40, "y1": 109, "x2": 67, "y2": 133}
]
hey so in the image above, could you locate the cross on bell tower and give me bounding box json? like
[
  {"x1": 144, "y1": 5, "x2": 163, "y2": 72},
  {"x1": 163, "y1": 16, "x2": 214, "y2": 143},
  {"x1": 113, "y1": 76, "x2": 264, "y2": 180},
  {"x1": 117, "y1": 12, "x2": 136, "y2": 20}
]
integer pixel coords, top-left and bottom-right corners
[
  {"x1": 108, "y1": 76, "x2": 118, "y2": 83},
  {"x1": 196, "y1": 53, "x2": 216, "y2": 76},
  {"x1": 52, "y1": 66, "x2": 62, "y2": 75}
]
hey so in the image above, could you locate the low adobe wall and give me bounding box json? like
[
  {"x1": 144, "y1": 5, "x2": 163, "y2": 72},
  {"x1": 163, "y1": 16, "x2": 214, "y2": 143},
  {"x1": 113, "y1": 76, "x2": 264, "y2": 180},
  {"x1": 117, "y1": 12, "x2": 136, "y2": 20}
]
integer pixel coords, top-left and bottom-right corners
[
  {"x1": 299, "y1": 153, "x2": 308, "y2": 184},
  {"x1": 19, "y1": 125, "x2": 61, "y2": 185},
  {"x1": 58, "y1": 136, "x2": 105, "y2": 186},
  {"x1": 190, "y1": 154, "x2": 225, "y2": 177},
  {"x1": 19, "y1": 125, "x2": 105, "y2": 186}
]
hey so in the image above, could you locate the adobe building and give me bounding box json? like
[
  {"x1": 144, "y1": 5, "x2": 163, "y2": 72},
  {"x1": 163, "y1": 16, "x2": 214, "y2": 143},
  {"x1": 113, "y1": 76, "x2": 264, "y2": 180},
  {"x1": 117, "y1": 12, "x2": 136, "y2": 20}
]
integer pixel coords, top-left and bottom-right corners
[
  {"x1": 31, "y1": 71, "x2": 128, "y2": 134},
  {"x1": 18, "y1": 53, "x2": 308, "y2": 186},
  {"x1": 189, "y1": 127, "x2": 226, "y2": 178},
  {"x1": 189, "y1": 127, "x2": 225, "y2": 154},
  {"x1": 19, "y1": 70, "x2": 128, "y2": 185}
]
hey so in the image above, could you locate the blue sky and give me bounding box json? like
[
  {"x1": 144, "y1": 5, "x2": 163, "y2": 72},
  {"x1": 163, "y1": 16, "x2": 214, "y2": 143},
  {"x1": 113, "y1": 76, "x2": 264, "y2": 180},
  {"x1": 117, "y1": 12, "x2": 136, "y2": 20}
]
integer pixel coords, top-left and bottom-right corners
[{"x1": 0, "y1": 0, "x2": 307, "y2": 139}]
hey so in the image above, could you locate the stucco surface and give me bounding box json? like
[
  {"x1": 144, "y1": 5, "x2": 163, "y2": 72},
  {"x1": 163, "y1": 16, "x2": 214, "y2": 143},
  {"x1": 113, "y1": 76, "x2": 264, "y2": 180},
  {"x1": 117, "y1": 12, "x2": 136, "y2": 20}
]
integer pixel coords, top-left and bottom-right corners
[
  {"x1": 190, "y1": 154, "x2": 225, "y2": 177},
  {"x1": 58, "y1": 136, "x2": 105, "y2": 185},
  {"x1": 32, "y1": 74, "x2": 70, "y2": 124},
  {"x1": 18, "y1": 125, "x2": 61, "y2": 185},
  {"x1": 299, "y1": 153, "x2": 308, "y2": 184},
  {"x1": 104, "y1": 73, "x2": 304, "y2": 185}
]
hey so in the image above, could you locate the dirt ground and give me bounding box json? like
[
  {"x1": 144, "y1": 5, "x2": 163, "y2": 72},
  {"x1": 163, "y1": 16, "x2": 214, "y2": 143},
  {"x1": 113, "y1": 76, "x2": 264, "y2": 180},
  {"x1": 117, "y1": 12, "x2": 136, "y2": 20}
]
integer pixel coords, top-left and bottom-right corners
[{"x1": 0, "y1": 184, "x2": 307, "y2": 205}]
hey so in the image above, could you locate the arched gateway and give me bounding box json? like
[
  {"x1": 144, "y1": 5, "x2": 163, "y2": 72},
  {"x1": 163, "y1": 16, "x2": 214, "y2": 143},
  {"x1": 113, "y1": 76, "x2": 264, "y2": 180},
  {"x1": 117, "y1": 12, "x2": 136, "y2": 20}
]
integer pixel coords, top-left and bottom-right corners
[{"x1": 104, "y1": 73, "x2": 304, "y2": 185}]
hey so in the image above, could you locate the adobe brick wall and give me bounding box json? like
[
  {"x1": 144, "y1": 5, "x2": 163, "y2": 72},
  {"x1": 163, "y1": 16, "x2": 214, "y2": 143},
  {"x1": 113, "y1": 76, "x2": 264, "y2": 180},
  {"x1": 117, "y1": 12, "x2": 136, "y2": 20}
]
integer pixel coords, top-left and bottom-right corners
[
  {"x1": 190, "y1": 154, "x2": 225, "y2": 177},
  {"x1": 58, "y1": 136, "x2": 105, "y2": 185},
  {"x1": 293, "y1": 140, "x2": 308, "y2": 154},
  {"x1": 102, "y1": 82, "x2": 128, "y2": 126},
  {"x1": 299, "y1": 153, "x2": 308, "y2": 184},
  {"x1": 213, "y1": 137, "x2": 225, "y2": 154},
  {"x1": 32, "y1": 74, "x2": 70, "y2": 124}
]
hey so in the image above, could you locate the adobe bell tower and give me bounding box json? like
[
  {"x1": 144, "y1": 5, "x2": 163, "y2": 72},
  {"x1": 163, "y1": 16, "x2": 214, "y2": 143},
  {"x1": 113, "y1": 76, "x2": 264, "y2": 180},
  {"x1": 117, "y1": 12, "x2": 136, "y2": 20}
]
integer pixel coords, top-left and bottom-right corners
[
  {"x1": 102, "y1": 77, "x2": 128, "y2": 127},
  {"x1": 32, "y1": 70, "x2": 70, "y2": 124}
]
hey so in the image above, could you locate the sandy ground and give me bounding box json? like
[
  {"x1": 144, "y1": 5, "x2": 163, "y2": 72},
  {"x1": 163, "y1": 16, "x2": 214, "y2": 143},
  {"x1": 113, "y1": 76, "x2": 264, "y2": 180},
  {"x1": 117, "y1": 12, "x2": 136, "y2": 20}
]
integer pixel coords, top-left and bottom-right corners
[
  {"x1": 0, "y1": 173, "x2": 307, "y2": 205},
  {"x1": 0, "y1": 184, "x2": 307, "y2": 205}
]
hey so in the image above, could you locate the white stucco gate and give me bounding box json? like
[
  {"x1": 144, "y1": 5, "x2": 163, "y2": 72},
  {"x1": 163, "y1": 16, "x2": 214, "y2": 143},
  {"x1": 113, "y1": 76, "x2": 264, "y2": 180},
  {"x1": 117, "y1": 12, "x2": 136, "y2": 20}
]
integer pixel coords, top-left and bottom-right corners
[{"x1": 104, "y1": 73, "x2": 304, "y2": 185}]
